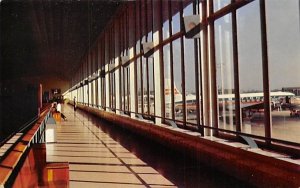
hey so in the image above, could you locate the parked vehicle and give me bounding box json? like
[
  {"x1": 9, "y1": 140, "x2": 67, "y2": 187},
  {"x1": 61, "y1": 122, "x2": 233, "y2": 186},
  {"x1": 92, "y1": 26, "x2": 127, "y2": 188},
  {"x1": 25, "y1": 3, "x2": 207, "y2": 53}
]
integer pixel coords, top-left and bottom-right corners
[{"x1": 290, "y1": 109, "x2": 300, "y2": 117}]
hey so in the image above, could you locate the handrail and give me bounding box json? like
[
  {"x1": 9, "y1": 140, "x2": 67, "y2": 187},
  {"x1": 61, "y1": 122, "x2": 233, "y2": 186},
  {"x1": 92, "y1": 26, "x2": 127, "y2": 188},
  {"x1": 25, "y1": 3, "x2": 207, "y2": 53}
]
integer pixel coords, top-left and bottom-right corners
[
  {"x1": 0, "y1": 116, "x2": 37, "y2": 147},
  {"x1": 0, "y1": 104, "x2": 50, "y2": 147},
  {"x1": 0, "y1": 107, "x2": 51, "y2": 187},
  {"x1": 18, "y1": 116, "x2": 39, "y2": 135}
]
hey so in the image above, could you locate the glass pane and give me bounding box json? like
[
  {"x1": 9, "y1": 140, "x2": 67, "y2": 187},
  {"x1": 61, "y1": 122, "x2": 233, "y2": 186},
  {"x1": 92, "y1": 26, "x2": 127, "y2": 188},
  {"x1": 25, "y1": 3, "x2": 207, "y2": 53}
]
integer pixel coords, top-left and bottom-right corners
[
  {"x1": 114, "y1": 73, "x2": 116, "y2": 109},
  {"x1": 237, "y1": 0, "x2": 264, "y2": 137},
  {"x1": 98, "y1": 77, "x2": 101, "y2": 107},
  {"x1": 128, "y1": 68, "x2": 131, "y2": 112},
  {"x1": 162, "y1": 0, "x2": 170, "y2": 40},
  {"x1": 136, "y1": 1, "x2": 141, "y2": 54},
  {"x1": 112, "y1": 75, "x2": 114, "y2": 109},
  {"x1": 125, "y1": 68, "x2": 129, "y2": 111},
  {"x1": 115, "y1": 22, "x2": 119, "y2": 57},
  {"x1": 92, "y1": 80, "x2": 95, "y2": 106},
  {"x1": 214, "y1": 0, "x2": 231, "y2": 12},
  {"x1": 137, "y1": 58, "x2": 142, "y2": 113},
  {"x1": 109, "y1": 74, "x2": 112, "y2": 108},
  {"x1": 141, "y1": 1, "x2": 147, "y2": 39},
  {"x1": 84, "y1": 85, "x2": 88, "y2": 104},
  {"x1": 147, "y1": 0, "x2": 153, "y2": 41},
  {"x1": 172, "y1": 2, "x2": 181, "y2": 34},
  {"x1": 141, "y1": 36, "x2": 146, "y2": 114},
  {"x1": 143, "y1": 58, "x2": 148, "y2": 114},
  {"x1": 215, "y1": 14, "x2": 235, "y2": 131},
  {"x1": 164, "y1": 44, "x2": 172, "y2": 119},
  {"x1": 266, "y1": 0, "x2": 300, "y2": 143},
  {"x1": 173, "y1": 39, "x2": 183, "y2": 121},
  {"x1": 183, "y1": 3, "x2": 197, "y2": 124},
  {"x1": 121, "y1": 68, "x2": 125, "y2": 110},
  {"x1": 148, "y1": 58, "x2": 155, "y2": 115}
]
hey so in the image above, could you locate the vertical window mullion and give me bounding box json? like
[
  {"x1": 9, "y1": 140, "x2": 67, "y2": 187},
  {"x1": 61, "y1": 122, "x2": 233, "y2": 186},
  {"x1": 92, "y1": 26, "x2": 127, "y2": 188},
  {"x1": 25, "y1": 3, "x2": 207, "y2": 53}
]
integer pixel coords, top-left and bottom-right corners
[
  {"x1": 169, "y1": 0, "x2": 175, "y2": 120},
  {"x1": 180, "y1": 1, "x2": 187, "y2": 127},
  {"x1": 127, "y1": 68, "x2": 130, "y2": 112},
  {"x1": 193, "y1": 1, "x2": 204, "y2": 135},
  {"x1": 209, "y1": 0, "x2": 219, "y2": 136},
  {"x1": 259, "y1": 0, "x2": 271, "y2": 143},
  {"x1": 231, "y1": 2, "x2": 242, "y2": 132},
  {"x1": 103, "y1": 42, "x2": 106, "y2": 108},
  {"x1": 141, "y1": 1, "x2": 145, "y2": 115},
  {"x1": 146, "y1": 0, "x2": 150, "y2": 116},
  {"x1": 119, "y1": 19, "x2": 122, "y2": 112},
  {"x1": 134, "y1": 2, "x2": 138, "y2": 114},
  {"x1": 123, "y1": 67, "x2": 126, "y2": 111}
]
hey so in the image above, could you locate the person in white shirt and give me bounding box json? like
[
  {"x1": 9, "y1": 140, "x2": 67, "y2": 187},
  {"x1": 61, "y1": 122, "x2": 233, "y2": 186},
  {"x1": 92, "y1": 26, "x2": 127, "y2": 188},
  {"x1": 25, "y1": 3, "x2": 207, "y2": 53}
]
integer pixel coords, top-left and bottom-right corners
[
  {"x1": 57, "y1": 102, "x2": 67, "y2": 121},
  {"x1": 57, "y1": 103, "x2": 62, "y2": 113}
]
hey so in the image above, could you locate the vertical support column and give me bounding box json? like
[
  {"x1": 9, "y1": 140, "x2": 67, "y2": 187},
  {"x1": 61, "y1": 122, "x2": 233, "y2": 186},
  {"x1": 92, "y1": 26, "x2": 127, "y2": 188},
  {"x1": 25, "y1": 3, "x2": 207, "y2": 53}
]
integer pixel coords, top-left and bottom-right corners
[
  {"x1": 85, "y1": 83, "x2": 88, "y2": 105},
  {"x1": 194, "y1": 2, "x2": 203, "y2": 135},
  {"x1": 88, "y1": 81, "x2": 91, "y2": 106},
  {"x1": 71, "y1": 90, "x2": 73, "y2": 103},
  {"x1": 232, "y1": 7, "x2": 242, "y2": 132},
  {"x1": 180, "y1": 2, "x2": 187, "y2": 127},
  {"x1": 202, "y1": 0, "x2": 210, "y2": 136},
  {"x1": 129, "y1": 49, "x2": 136, "y2": 118},
  {"x1": 260, "y1": 0, "x2": 272, "y2": 143},
  {"x1": 153, "y1": 0, "x2": 163, "y2": 125},
  {"x1": 92, "y1": 80, "x2": 94, "y2": 106},
  {"x1": 79, "y1": 87, "x2": 81, "y2": 104},
  {"x1": 82, "y1": 84, "x2": 84, "y2": 104},
  {"x1": 127, "y1": 2, "x2": 137, "y2": 118},
  {"x1": 105, "y1": 64, "x2": 110, "y2": 110},
  {"x1": 76, "y1": 88, "x2": 78, "y2": 104},
  {"x1": 115, "y1": 57, "x2": 121, "y2": 114},
  {"x1": 208, "y1": 0, "x2": 218, "y2": 136},
  {"x1": 79, "y1": 86, "x2": 81, "y2": 104},
  {"x1": 75, "y1": 89, "x2": 77, "y2": 104},
  {"x1": 98, "y1": 71, "x2": 102, "y2": 108}
]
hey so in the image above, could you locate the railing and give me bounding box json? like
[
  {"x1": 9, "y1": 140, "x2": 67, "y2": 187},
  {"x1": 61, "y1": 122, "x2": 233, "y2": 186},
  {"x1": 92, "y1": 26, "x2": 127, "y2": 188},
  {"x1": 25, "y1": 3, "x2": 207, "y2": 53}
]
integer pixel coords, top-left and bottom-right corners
[
  {"x1": 0, "y1": 105, "x2": 51, "y2": 187},
  {"x1": 0, "y1": 104, "x2": 51, "y2": 147},
  {"x1": 0, "y1": 116, "x2": 37, "y2": 147}
]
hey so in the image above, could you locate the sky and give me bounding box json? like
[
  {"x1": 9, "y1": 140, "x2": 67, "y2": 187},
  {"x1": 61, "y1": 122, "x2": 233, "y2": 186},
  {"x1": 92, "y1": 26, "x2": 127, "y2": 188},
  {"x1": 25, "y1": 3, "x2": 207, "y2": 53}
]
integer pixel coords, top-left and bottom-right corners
[
  {"x1": 167, "y1": 0, "x2": 300, "y2": 94},
  {"x1": 217, "y1": 0, "x2": 300, "y2": 92}
]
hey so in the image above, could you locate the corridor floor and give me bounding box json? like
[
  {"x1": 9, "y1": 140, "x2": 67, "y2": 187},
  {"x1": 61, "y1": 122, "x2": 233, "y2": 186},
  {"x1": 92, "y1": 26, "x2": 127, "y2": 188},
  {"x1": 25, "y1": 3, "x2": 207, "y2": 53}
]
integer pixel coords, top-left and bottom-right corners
[{"x1": 46, "y1": 105, "x2": 176, "y2": 188}]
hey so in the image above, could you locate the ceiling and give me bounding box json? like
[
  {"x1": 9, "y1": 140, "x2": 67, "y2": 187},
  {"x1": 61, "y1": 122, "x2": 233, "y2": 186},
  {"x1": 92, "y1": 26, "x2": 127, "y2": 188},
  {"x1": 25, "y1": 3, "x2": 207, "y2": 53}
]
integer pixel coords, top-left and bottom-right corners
[{"x1": 1, "y1": 0, "x2": 121, "y2": 82}]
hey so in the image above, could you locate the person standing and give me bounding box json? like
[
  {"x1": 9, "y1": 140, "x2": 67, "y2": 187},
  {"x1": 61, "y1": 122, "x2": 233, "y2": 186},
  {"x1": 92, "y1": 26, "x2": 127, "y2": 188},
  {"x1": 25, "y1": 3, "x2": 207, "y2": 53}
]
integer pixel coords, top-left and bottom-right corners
[
  {"x1": 57, "y1": 102, "x2": 67, "y2": 120},
  {"x1": 73, "y1": 96, "x2": 77, "y2": 111}
]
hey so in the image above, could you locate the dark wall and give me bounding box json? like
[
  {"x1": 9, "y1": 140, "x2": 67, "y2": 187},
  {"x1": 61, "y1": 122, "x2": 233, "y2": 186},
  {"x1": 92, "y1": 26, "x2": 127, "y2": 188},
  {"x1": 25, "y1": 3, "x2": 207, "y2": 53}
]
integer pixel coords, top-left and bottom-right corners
[{"x1": 0, "y1": 83, "x2": 38, "y2": 142}]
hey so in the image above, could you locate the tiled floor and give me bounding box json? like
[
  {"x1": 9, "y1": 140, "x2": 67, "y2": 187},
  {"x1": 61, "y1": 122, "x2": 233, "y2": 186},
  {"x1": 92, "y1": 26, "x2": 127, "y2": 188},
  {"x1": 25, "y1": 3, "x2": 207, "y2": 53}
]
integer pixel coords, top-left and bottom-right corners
[{"x1": 46, "y1": 105, "x2": 176, "y2": 188}]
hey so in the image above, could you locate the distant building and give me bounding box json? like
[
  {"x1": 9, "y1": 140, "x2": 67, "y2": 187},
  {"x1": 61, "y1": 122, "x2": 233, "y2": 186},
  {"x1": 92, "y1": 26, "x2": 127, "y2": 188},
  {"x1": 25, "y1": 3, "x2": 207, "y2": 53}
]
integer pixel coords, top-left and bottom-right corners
[
  {"x1": 218, "y1": 89, "x2": 235, "y2": 94},
  {"x1": 282, "y1": 87, "x2": 300, "y2": 96}
]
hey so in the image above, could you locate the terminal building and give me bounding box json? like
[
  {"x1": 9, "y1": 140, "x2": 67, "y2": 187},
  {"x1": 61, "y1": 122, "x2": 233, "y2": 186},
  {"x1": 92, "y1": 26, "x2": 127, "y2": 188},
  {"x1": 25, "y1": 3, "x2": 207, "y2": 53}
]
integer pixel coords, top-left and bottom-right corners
[
  {"x1": 282, "y1": 87, "x2": 300, "y2": 96},
  {"x1": 1, "y1": 0, "x2": 300, "y2": 187}
]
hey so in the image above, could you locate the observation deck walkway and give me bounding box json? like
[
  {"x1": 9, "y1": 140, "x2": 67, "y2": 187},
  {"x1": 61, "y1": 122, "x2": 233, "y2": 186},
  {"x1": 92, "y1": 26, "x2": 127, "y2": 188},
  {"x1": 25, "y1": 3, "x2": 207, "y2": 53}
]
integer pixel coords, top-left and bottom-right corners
[
  {"x1": 1, "y1": 104, "x2": 300, "y2": 187},
  {"x1": 47, "y1": 105, "x2": 176, "y2": 187}
]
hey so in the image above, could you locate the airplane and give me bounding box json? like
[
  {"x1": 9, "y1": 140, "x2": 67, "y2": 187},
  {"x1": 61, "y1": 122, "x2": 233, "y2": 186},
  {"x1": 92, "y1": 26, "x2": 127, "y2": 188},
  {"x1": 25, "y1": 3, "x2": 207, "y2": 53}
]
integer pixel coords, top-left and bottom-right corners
[
  {"x1": 129, "y1": 79, "x2": 296, "y2": 119},
  {"x1": 164, "y1": 79, "x2": 296, "y2": 118}
]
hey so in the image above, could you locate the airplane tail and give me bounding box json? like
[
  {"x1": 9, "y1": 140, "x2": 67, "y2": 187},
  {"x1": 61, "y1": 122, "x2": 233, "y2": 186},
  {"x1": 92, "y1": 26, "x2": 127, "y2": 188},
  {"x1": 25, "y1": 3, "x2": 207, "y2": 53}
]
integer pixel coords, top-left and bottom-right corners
[{"x1": 165, "y1": 78, "x2": 181, "y2": 96}]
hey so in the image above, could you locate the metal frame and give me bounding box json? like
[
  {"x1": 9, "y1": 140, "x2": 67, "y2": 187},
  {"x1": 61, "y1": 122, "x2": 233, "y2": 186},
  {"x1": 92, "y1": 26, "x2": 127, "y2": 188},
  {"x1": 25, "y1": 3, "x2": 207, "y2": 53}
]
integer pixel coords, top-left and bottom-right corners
[{"x1": 68, "y1": 0, "x2": 299, "y2": 148}]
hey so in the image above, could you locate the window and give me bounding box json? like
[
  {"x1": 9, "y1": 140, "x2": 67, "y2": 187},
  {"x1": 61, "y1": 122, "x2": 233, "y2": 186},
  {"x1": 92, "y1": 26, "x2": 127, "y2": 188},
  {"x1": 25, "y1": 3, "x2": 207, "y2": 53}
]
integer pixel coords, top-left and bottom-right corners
[
  {"x1": 183, "y1": 2, "x2": 197, "y2": 124},
  {"x1": 215, "y1": 14, "x2": 235, "y2": 131},
  {"x1": 232, "y1": 0, "x2": 264, "y2": 136},
  {"x1": 266, "y1": 0, "x2": 300, "y2": 143},
  {"x1": 69, "y1": 0, "x2": 300, "y2": 147},
  {"x1": 213, "y1": 0, "x2": 231, "y2": 12}
]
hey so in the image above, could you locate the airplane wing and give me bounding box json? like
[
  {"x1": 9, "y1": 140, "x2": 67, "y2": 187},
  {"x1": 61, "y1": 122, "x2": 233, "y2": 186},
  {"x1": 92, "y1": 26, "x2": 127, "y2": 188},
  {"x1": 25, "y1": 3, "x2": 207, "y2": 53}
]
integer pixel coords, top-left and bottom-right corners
[{"x1": 241, "y1": 102, "x2": 264, "y2": 110}]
